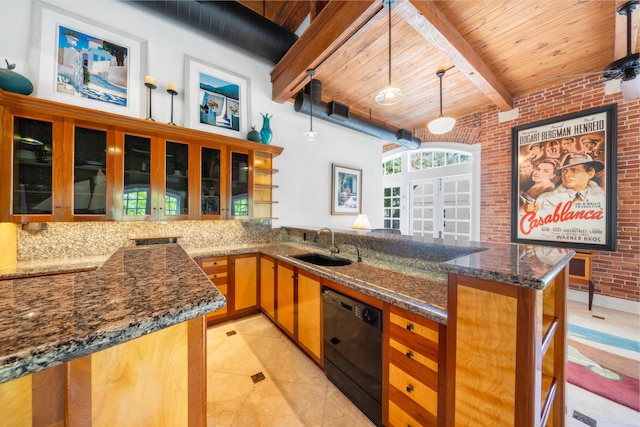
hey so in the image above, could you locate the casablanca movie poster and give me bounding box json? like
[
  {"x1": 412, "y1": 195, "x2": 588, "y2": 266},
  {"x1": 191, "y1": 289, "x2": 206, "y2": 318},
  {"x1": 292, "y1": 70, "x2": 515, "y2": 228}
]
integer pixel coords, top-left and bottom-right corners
[{"x1": 511, "y1": 105, "x2": 617, "y2": 251}]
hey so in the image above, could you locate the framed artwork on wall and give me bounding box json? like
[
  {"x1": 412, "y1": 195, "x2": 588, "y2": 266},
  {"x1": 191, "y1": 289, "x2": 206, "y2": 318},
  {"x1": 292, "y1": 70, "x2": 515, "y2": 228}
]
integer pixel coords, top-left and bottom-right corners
[
  {"x1": 30, "y1": 1, "x2": 147, "y2": 117},
  {"x1": 184, "y1": 55, "x2": 250, "y2": 138},
  {"x1": 331, "y1": 164, "x2": 362, "y2": 215},
  {"x1": 510, "y1": 104, "x2": 617, "y2": 251}
]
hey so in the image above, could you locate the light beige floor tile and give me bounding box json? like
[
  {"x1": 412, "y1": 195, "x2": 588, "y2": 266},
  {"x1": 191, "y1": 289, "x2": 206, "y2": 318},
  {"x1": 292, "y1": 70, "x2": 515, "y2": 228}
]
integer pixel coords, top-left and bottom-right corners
[
  {"x1": 322, "y1": 386, "x2": 375, "y2": 426},
  {"x1": 207, "y1": 372, "x2": 254, "y2": 427}
]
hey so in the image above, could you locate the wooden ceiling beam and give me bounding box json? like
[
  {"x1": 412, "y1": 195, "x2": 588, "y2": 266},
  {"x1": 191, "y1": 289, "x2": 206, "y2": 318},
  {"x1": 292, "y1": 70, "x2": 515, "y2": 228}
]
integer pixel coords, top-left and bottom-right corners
[
  {"x1": 271, "y1": 0, "x2": 381, "y2": 103},
  {"x1": 397, "y1": 0, "x2": 513, "y2": 111}
]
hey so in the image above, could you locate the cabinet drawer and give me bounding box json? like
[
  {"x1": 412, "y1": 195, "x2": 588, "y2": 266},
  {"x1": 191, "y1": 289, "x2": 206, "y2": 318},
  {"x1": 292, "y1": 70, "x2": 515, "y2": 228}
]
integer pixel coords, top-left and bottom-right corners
[
  {"x1": 389, "y1": 338, "x2": 438, "y2": 387},
  {"x1": 200, "y1": 257, "x2": 227, "y2": 274},
  {"x1": 390, "y1": 310, "x2": 439, "y2": 343},
  {"x1": 389, "y1": 398, "x2": 436, "y2": 427},
  {"x1": 389, "y1": 363, "x2": 438, "y2": 416},
  {"x1": 207, "y1": 272, "x2": 228, "y2": 285}
]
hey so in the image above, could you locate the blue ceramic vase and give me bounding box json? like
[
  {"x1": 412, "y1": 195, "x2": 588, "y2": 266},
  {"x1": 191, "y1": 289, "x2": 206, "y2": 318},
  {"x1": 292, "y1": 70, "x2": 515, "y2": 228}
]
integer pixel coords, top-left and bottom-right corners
[{"x1": 260, "y1": 113, "x2": 273, "y2": 145}]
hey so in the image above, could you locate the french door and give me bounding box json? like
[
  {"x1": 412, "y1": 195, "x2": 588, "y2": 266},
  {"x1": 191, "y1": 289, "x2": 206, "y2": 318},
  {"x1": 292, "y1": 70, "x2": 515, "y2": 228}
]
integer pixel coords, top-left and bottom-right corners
[{"x1": 411, "y1": 174, "x2": 472, "y2": 241}]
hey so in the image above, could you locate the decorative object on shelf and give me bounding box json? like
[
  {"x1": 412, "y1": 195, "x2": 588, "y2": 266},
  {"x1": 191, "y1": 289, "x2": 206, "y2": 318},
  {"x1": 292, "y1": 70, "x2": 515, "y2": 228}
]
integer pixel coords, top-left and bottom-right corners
[
  {"x1": 331, "y1": 164, "x2": 362, "y2": 215},
  {"x1": 144, "y1": 75, "x2": 157, "y2": 121},
  {"x1": 511, "y1": 104, "x2": 617, "y2": 252},
  {"x1": 167, "y1": 82, "x2": 177, "y2": 125},
  {"x1": 260, "y1": 113, "x2": 273, "y2": 144},
  {"x1": 375, "y1": 0, "x2": 405, "y2": 105},
  {"x1": 30, "y1": 1, "x2": 147, "y2": 117},
  {"x1": 304, "y1": 69, "x2": 319, "y2": 140},
  {"x1": 247, "y1": 126, "x2": 261, "y2": 142},
  {"x1": 0, "y1": 59, "x2": 33, "y2": 95},
  {"x1": 184, "y1": 55, "x2": 250, "y2": 138},
  {"x1": 428, "y1": 68, "x2": 456, "y2": 134}
]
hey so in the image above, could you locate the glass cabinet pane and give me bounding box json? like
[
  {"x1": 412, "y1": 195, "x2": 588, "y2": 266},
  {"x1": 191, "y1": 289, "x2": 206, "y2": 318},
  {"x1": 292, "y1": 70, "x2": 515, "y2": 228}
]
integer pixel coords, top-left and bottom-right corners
[
  {"x1": 201, "y1": 147, "x2": 221, "y2": 215},
  {"x1": 231, "y1": 152, "x2": 249, "y2": 217},
  {"x1": 166, "y1": 141, "x2": 188, "y2": 216},
  {"x1": 124, "y1": 135, "x2": 151, "y2": 216},
  {"x1": 74, "y1": 127, "x2": 107, "y2": 215},
  {"x1": 13, "y1": 117, "x2": 53, "y2": 215}
]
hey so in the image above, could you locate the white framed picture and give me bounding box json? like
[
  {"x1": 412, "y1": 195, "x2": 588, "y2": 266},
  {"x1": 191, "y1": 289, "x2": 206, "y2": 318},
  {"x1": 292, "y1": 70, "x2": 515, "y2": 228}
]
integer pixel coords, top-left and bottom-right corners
[
  {"x1": 184, "y1": 55, "x2": 250, "y2": 138},
  {"x1": 29, "y1": 1, "x2": 147, "y2": 117},
  {"x1": 331, "y1": 164, "x2": 362, "y2": 215}
]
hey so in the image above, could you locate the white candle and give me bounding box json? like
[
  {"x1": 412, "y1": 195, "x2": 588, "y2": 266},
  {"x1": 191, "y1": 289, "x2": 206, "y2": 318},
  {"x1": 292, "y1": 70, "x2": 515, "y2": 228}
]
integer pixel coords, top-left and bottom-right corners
[
  {"x1": 145, "y1": 76, "x2": 156, "y2": 85},
  {"x1": 167, "y1": 82, "x2": 177, "y2": 92}
]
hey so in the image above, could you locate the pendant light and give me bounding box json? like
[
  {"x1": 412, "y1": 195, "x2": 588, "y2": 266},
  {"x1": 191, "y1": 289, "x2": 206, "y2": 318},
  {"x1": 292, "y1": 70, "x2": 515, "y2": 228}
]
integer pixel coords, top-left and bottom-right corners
[
  {"x1": 427, "y1": 69, "x2": 456, "y2": 134},
  {"x1": 304, "y1": 69, "x2": 319, "y2": 140},
  {"x1": 375, "y1": 0, "x2": 405, "y2": 105}
]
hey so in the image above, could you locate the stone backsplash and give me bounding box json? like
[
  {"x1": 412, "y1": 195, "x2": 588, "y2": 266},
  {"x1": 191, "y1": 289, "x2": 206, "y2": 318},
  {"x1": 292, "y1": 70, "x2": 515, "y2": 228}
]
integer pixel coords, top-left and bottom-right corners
[{"x1": 17, "y1": 220, "x2": 282, "y2": 261}]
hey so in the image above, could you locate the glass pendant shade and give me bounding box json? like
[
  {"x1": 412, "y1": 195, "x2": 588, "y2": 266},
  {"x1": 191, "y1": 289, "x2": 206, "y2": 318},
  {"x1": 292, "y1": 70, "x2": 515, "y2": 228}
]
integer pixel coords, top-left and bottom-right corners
[
  {"x1": 428, "y1": 116, "x2": 456, "y2": 134},
  {"x1": 620, "y1": 76, "x2": 640, "y2": 102},
  {"x1": 375, "y1": 0, "x2": 403, "y2": 105},
  {"x1": 375, "y1": 86, "x2": 405, "y2": 105}
]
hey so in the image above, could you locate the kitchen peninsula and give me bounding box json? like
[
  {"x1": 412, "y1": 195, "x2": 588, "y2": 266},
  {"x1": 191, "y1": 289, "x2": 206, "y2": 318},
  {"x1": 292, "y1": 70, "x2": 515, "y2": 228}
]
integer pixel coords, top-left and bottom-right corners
[
  {"x1": 0, "y1": 228, "x2": 573, "y2": 426},
  {"x1": 0, "y1": 243, "x2": 225, "y2": 426}
]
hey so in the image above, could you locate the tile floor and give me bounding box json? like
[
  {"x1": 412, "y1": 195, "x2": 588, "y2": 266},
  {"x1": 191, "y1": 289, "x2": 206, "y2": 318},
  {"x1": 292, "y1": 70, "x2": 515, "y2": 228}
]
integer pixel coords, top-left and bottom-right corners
[{"x1": 206, "y1": 300, "x2": 639, "y2": 427}]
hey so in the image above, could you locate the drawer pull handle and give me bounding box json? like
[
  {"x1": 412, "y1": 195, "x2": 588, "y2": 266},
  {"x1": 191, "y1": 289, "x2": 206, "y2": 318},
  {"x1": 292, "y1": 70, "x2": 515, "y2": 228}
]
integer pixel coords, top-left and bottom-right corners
[
  {"x1": 406, "y1": 323, "x2": 414, "y2": 331},
  {"x1": 406, "y1": 350, "x2": 414, "y2": 359},
  {"x1": 406, "y1": 384, "x2": 414, "y2": 393}
]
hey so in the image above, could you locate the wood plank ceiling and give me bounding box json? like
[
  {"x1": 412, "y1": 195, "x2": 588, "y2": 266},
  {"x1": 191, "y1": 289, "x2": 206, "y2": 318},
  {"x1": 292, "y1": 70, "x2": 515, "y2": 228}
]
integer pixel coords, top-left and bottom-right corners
[{"x1": 240, "y1": 0, "x2": 639, "y2": 138}]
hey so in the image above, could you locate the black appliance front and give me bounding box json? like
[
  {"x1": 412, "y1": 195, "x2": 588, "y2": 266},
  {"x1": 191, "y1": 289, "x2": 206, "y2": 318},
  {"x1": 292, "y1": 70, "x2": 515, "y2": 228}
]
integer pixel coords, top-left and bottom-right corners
[{"x1": 322, "y1": 287, "x2": 383, "y2": 427}]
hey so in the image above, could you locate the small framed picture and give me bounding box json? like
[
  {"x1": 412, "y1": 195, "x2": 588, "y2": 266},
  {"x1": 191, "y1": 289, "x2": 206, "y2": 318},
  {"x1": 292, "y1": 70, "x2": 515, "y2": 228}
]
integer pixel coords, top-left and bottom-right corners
[
  {"x1": 184, "y1": 55, "x2": 250, "y2": 138},
  {"x1": 331, "y1": 164, "x2": 362, "y2": 215}
]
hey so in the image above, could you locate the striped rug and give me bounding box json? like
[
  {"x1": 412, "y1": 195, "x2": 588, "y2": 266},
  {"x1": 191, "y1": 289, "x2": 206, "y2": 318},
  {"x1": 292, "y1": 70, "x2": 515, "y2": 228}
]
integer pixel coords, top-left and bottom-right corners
[{"x1": 567, "y1": 324, "x2": 640, "y2": 412}]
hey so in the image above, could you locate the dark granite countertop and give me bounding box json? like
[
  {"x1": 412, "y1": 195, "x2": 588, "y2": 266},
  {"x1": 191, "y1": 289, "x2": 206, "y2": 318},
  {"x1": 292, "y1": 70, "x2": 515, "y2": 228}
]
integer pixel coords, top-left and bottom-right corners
[
  {"x1": 0, "y1": 244, "x2": 225, "y2": 384},
  {"x1": 0, "y1": 234, "x2": 574, "y2": 385}
]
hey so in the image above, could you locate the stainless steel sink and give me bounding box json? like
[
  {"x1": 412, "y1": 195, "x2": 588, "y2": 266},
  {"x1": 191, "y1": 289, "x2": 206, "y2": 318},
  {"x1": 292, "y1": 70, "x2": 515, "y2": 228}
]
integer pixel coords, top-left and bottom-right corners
[{"x1": 292, "y1": 253, "x2": 352, "y2": 266}]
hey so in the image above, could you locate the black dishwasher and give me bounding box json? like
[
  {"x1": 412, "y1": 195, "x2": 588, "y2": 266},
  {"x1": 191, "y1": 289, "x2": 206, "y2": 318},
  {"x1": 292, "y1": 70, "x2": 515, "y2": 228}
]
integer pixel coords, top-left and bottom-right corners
[{"x1": 322, "y1": 287, "x2": 383, "y2": 427}]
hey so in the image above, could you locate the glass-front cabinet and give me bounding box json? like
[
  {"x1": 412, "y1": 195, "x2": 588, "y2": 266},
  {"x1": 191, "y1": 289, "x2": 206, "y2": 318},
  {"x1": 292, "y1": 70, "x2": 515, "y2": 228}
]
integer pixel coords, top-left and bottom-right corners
[
  {"x1": 201, "y1": 146, "x2": 223, "y2": 217},
  {"x1": 0, "y1": 91, "x2": 282, "y2": 223},
  {"x1": 12, "y1": 117, "x2": 55, "y2": 218},
  {"x1": 230, "y1": 151, "x2": 250, "y2": 219},
  {"x1": 5, "y1": 114, "x2": 111, "y2": 222}
]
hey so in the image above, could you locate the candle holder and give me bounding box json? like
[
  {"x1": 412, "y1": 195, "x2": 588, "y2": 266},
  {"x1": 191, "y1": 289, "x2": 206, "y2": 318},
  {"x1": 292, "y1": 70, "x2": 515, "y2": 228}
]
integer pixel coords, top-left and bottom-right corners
[
  {"x1": 144, "y1": 81, "x2": 157, "y2": 121},
  {"x1": 167, "y1": 88, "x2": 178, "y2": 125}
]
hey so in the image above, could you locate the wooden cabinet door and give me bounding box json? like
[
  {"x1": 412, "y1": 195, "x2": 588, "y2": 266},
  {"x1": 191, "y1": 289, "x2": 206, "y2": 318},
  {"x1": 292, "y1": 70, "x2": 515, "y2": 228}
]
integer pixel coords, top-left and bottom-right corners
[
  {"x1": 197, "y1": 256, "x2": 228, "y2": 323},
  {"x1": 231, "y1": 254, "x2": 258, "y2": 312},
  {"x1": 259, "y1": 255, "x2": 276, "y2": 321},
  {"x1": 297, "y1": 270, "x2": 321, "y2": 364},
  {"x1": 276, "y1": 261, "x2": 295, "y2": 338}
]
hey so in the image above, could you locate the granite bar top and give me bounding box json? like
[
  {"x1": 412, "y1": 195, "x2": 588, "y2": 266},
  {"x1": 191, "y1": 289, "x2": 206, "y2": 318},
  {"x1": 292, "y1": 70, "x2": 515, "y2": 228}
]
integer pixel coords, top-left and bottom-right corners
[{"x1": 0, "y1": 244, "x2": 225, "y2": 384}]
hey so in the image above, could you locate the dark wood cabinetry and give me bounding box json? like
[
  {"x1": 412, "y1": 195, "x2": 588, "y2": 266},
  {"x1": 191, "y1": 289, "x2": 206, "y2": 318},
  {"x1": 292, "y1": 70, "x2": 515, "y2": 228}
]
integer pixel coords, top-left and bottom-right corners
[{"x1": 0, "y1": 90, "x2": 282, "y2": 222}]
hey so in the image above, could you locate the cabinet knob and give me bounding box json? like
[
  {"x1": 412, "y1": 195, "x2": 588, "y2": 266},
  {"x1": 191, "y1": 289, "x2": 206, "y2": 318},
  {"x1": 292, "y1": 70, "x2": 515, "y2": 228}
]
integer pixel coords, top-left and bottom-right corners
[
  {"x1": 406, "y1": 384, "x2": 414, "y2": 393},
  {"x1": 406, "y1": 350, "x2": 414, "y2": 359},
  {"x1": 64, "y1": 206, "x2": 71, "y2": 209},
  {"x1": 54, "y1": 205, "x2": 61, "y2": 209},
  {"x1": 406, "y1": 323, "x2": 414, "y2": 331}
]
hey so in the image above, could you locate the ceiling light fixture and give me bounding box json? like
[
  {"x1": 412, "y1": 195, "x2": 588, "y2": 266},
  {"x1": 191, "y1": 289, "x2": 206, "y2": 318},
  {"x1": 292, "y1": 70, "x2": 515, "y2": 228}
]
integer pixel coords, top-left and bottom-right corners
[
  {"x1": 375, "y1": 0, "x2": 405, "y2": 105},
  {"x1": 427, "y1": 69, "x2": 456, "y2": 134},
  {"x1": 304, "y1": 69, "x2": 319, "y2": 140}
]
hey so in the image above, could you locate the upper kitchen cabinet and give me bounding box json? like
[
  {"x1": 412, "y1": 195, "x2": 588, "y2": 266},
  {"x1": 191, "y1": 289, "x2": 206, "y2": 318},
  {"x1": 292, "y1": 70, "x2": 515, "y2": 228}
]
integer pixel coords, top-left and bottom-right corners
[
  {"x1": 0, "y1": 107, "x2": 114, "y2": 222},
  {"x1": 0, "y1": 90, "x2": 283, "y2": 222}
]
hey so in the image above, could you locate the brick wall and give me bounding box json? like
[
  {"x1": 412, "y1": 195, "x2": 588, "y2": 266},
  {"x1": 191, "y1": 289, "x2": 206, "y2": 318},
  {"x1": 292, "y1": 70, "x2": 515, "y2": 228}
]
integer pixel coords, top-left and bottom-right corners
[{"x1": 478, "y1": 76, "x2": 639, "y2": 302}]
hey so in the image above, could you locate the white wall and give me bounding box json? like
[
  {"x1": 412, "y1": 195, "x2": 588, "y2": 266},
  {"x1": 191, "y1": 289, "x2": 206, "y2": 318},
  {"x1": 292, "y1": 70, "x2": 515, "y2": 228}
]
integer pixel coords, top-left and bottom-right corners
[{"x1": 1, "y1": 0, "x2": 384, "y2": 230}]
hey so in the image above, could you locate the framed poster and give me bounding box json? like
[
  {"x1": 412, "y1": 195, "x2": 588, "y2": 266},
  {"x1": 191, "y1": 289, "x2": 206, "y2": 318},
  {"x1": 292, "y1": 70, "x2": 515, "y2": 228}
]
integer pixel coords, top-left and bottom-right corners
[
  {"x1": 30, "y1": 1, "x2": 147, "y2": 117},
  {"x1": 511, "y1": 105, "x2": 617, "y2": 251},
  {"x1": 184, "y1": 55, "x2": 250, "y2": 138},
  {"x1": 331, "y1": 164, "x2": 362, "y2": 215}
]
